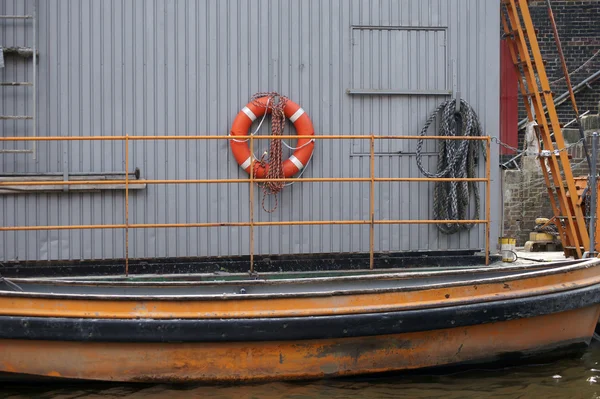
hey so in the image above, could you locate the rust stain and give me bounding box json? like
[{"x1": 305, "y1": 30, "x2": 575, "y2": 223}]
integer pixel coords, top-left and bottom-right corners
[{"x1": 307, "y1": 338, "x2": 413, "y2": 361}]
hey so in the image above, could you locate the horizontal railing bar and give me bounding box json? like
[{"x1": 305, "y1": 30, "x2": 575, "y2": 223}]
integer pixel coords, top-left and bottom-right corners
[
  {"x1": 0, "y1": 220, "x2": 489, "y2": 231},
  {"x1": 0, "y1": 177, "x2": 490, "y2": 186},
  {"x1": 0, "y1": 135, "x2": 491, "y2": 141}
]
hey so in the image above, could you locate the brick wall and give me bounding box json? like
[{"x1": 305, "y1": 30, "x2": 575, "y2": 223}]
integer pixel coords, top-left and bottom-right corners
[{"x1": 520, "y1": 1, "x2": 600, "y2": 124}]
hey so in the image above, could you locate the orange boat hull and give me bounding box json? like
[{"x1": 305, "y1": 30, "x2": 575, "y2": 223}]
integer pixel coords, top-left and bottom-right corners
[
  {"x1": 1, "y1": 305, "x2": 599, "y2": 383},
  {"x1": 2, "y1": 260, "x2": 600, "y2": 383}
]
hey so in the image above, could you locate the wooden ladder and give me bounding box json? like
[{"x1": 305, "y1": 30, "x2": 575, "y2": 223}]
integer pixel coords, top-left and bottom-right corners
[{"x1": 501, "y1": 0, "x2": 589, "y2": 258}]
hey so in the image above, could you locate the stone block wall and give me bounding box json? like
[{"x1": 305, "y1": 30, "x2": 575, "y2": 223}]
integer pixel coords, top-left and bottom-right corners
[{"x1": 502, "y1": 112, "x2": 600, "y2": 244}]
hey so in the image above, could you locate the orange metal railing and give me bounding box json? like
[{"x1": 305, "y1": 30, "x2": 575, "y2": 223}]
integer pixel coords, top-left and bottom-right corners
[{"x1": 0, "y1": 134, "x2": 492, "y2": 274}]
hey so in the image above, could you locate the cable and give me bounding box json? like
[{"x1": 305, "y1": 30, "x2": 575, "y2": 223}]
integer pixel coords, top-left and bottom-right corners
[
  {"x1": 507, "y1": 250, "x2": 550, "y2": 263},
  {"x1": 416, "y1": 99, "x2": 484, "y2": 235},
  {"x1": 0, "y1": 275, "x2": 23, "y2": 292},
  {"x1": 549, "y1": 48, "x2": 600, "y2": 86}
]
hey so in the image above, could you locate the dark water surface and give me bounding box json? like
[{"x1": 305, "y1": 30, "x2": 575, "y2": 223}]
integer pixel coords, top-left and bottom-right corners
[{"x1": 5, "y1": 345, "x2": 600, "y2": 399}]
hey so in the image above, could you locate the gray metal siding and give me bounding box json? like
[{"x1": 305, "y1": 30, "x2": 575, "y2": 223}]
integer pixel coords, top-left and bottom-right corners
[{"x1": 0, "y1": 0, "x2": 500, "y2": 262}]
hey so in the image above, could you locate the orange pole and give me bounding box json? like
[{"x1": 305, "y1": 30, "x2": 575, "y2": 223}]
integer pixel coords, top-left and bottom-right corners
[
  {"x1": 0, "y1": 177, "x2": 488, "y2": 187},
  {"x1": 125, "y1": 135, "x2": 130, "y2": 276},
  {"x1": 249, "y1": 133, "x2": 255, "y2": 273},
  {"x1": 369, "y1": 134, "x2": 375, "y2": 270},
  {"x1": 486, "y1": 138, "x2": 491, "y2": 266},
  {"x1": 0, "y1": 135, "x2": 491, "y2": 142},
  {"x1": 374, "y1": 220, "x2": 487, "y2": 225},
  {"x1": 0, "y1": 219, "x2": 489, "y2": 232}
]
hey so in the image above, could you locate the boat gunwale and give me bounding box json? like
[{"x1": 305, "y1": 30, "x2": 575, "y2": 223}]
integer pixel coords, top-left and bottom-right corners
[
  {"x1": 2, "y1": 281, "x2": 600, "y2": 342},
  {"x1": 5, "y1": 265, "x2": 508, "y2": 284},
  {"x1": 0, "y1": 258, "x2": 598, "y2": 302},
  {"x1": 1, "y1": 259, "x2": 581, "y2": 288}
]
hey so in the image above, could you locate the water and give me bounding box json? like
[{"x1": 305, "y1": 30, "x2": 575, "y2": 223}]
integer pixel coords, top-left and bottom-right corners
[{"x1": 5, "y1": 344, "x2": 600, "y2": 399}]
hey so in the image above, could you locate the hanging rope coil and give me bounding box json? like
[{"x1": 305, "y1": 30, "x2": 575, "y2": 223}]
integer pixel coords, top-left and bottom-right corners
[
  {"x1": 250, "y1": 92, "x2": 288, "y2": 213},
  {"x1": 416, "y1": 99, "x2": 484, "y2": 235}
]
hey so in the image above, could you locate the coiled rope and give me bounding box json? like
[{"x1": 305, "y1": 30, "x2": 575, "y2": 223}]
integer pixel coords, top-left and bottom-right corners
[
  {"x1": 250, "y1": 92, "x2": 288, "y2": 213},
  {"x1": 416, "y1": 99, "x2": 484, "y2": 235},
  {"x1": 533, "y1": 222, "x2": 560, "y2": 237}
]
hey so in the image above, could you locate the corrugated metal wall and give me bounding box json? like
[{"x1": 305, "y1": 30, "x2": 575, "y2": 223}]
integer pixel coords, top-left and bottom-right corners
[{"x1": 0, "y1": 0, "x2": 500, "y2": 262}]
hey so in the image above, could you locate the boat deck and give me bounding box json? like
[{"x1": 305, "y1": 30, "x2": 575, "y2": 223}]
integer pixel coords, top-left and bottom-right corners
[{"x1": 0, "y1": 259, "x2": 580, "y2": 297}]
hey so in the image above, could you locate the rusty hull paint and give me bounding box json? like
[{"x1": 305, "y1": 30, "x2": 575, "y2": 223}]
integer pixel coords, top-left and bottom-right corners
[
  {"x1": 1, "y1": 305, "x2": 598, "y2": 383},
  {"x1": 1, "y1": 265, "x2": 599, "y2": 319}
]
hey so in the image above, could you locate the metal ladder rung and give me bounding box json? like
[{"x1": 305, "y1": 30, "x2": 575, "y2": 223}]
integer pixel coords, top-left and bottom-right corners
[
  {"x1": 0, "y1": 7, "x2": 37, "y2": 160},
  {"x1": 0, "y1": 15, "x2": 33, "y2": 20},
  {"x1": 0, "y1": 116, "x2": 34, "y2": 120},
  {"x1": 0, "y1": 82, "x2": 33, "y2": 86}
]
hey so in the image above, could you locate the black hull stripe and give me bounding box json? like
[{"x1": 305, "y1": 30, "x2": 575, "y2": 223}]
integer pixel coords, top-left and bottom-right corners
[{"x1": 1, "y1": 283, "x2": 600, "y2": 343}]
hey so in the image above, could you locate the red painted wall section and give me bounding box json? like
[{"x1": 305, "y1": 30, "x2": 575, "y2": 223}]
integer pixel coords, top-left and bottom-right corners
[{"x1": 500, "y1": 40, "x2": 519, "y2": 155}]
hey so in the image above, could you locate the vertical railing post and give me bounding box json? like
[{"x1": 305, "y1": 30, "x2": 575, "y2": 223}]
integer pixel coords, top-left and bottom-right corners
[
  {"x1": 249, "y1": 134, "x2": 255, "y2": 273},
  {"x1": 369, "y1": 133, "x2": 375, "y2": 270},
  {"x1": 485, "y1": 137, "x2": 491, "y2": 266},
  {"x1": 125, "y1": 134, "x2": 130, "y2": 276},
  {"x1": 590, "y1": 132, "x2": 598, "y2": 256}
]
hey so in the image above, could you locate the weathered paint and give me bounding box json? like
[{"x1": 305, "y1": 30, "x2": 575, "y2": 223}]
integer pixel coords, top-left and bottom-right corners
[
  {"x1": 1, "y1": 263, "x2": 599, "y2": 319},
  {"x1": 1, "y1": 305, "x2": 597, "y2": 383},
  {"x1": 0, "y1": 0, "x2": 501, "y2": 261}
]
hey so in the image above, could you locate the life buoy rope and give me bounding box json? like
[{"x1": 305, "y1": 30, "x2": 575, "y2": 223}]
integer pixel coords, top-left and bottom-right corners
[{"x1": 230, "y1": 92, "x2": 315, "y2": 212}]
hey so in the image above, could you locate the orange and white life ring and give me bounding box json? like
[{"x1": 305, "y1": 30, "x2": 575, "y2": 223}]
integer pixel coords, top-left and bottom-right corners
[{"x1": 229, "y1": 96, "x2": 315, "y2": 178}]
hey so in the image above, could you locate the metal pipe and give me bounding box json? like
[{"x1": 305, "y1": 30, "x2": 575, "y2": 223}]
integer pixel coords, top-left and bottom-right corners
[
  {"x1": 0, "y1": 149, "x2": 34, "y2": 154},
  {"x1": 0, "y1": 15, "x2": 33, "y2": 19},
  {"x1": 0, "y1": 135, "x2": 490, "y2": 141},
  {"x1": 0, "y1": 177, "x2": 488, "y2": 187},
  {"x1": 369, "y1": 134, "x2": 375, "y2": 270},
  {"x1": 125, "y1": 135, "x2": 130, "y2": 276},
  {"x1": 249, "y1": 132, "x2": 255, "y2": 273},
  {"x1": 0, "y1": 219, "x2": 490, "y2": 232},
  {"x1": 486, "y1": 138, "x2": 491, "y2": 266},
  {"x1": 545, "y1": 0, "x2": 592, "y2": 171},
  {"x1": 0, "y1": 82, "x2": 33, "y2": 86},
  {"x1": 0, "y1": 170, "x2": 140, "y2": 177},
  {"x1": 518, "y1": 69, "x2": 600, "y2": 129},
  {"x1": 346, "y1": 89, "x2": 452, "y2": 96},
  {"x1": 590, "y1": 132, "x2": 598, "y2": 256}
]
